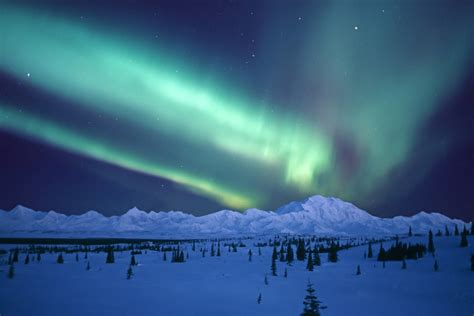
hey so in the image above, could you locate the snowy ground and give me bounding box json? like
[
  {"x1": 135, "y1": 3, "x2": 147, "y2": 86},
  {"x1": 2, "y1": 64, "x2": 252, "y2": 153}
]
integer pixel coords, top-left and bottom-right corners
[{"x1": 0, "y1": 235, "x2": 472, "y2": 316}]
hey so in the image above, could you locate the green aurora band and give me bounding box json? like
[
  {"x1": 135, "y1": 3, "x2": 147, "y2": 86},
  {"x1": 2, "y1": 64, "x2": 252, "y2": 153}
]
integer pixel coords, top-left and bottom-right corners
[{"x1": 1, "y1": 4, "x2": 473, "y2": 211}]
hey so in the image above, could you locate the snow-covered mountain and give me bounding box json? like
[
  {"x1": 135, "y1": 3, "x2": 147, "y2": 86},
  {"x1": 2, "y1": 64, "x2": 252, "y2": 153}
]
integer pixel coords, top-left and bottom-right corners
[{"x1": 0, "y1": 195, "x2": 469, "y2": 237}]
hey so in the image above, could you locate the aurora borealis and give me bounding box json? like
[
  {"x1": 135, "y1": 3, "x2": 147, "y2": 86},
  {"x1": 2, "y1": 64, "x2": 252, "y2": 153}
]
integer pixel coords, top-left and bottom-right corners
[{"x1": 1, "y1": 1, "x2": 473, "y2": 219}]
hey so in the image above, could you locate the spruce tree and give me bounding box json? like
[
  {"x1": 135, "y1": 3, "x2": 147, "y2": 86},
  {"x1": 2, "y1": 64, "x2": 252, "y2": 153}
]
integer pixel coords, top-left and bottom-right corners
[
  {"x1": 284, "y1": 267, "x2": 288, "y2": 278},
  {"x1": 217, "y1": 243, "x2": 221, "y2": 257},
  {"x1": 434, "y1": 260, "x2": 439, "y2": 272},
  {"x1": 57, "y1": 253, "x2": 64, "y2": 264},
  {"x1": 471, "y1": 223, "x2": 474, "y2": 236},
  {"x1": 248, "y1": 249, "x2": 252, "y2": 262},
  {"x1": 445, "y1": 225, "x2": 450, "y2": 236},
  {"x1": 86, "y1": 261, "x2": 90, "y2": 271},
  {"x1": 356, "y1": 265, "x2": 361, "y2": 275},
  {"x1": 258, "y1": 247, "x2": 262, "y2": 256},
  {"x1": 211, "y1": 243, "x2": 215, "y2": 257},
  {"x1": 127, "y1": 265, "x2": 133, "y2": 279},
  {"x1": 454, "y1": 225, "x2": 459, "y2": 236},
  {"x1": 12, "y1": 249, "x2": 19, "y2": 263},
  {"x1": 163, "y1": 251, "x2": 167, "y2": 261},
  {"x1": 271, "y1": 254, "x2": 277, "y2": 276},
  {"x1": 377, "y1": 243, "x2": 386, "y2": 262},
  {"x1": 460, "y1": 232, "x2": 468, "y2": 247},
  {"x1": 257, "y1": 293, "x2": 262, "y2": 304},
  {"x1": 297, "y1": 239, "x2": 306, "y2": 261},
  {"x1": 328, "y1": 243, "x2": 338, "y2": 263},
  {"x1": 402, "y1": 259, "x2": 407, "y2": 269},
  {"x1": 24, "y1": 254, "x2": 29, "y2": 264},
  {"x1": 471, "y1": 254, "x2": 474, "y2": 271},
  {"x1": 75, "y1": 253, "x2": 79, "y2": 262},
  {"x1": 300, "y1": 280, "x2": 325, "y2": 316},
  {"x1": 131, "y1": 255, "x2": 137, "y2": 266},
  {"x1": 279, "y1": 245, "x2": 285, "y2": 262},
  {"x1": 272, "y1": 246, "x2": 278, "y2": 261},
  {"x1": 8, "y1": 264, "x2": 14, "y2": 279},
  {"x1": 367, "y1": 242, "x2": 373, "y2": 258},
  {"x1": 264, "y1": 274, "x2": 268, "y2": 285},
  {"x1": 428, "y1": 230, "x2": 435, "y2": 255},
  {"x1": 287, "y1": 244, "x2": 294, "y2": 265},
  {"x1": 408, "y1": 226, "x2": 413, "y2": 237},
  {"x1": 306, "y1": 250, "x2": 314, "y2": 271},
  {"x1": 313, "y1": 249, "x2": 321, "y2": 266},
  {"x1": 8, "y1": 253, "x2": 12, "y2": 265},
  {"x1": 106, "y1": 248, "x2": 115, "y2": 264},
  {"x1": 37, "y1": 253, "x2": 41, "y2": 262}
]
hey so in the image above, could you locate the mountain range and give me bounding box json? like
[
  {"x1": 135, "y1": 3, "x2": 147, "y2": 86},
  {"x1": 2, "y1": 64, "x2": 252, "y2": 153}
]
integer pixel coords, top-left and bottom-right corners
[{"x1": 0, "y1": 195, "x2": 470, "y2": 238}]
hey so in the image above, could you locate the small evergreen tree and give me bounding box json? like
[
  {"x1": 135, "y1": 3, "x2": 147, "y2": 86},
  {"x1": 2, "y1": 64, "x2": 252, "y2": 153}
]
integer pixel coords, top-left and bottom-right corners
[
  {"x1": 297, "y1": 239, "x2": 306, "y2": 261},
  {"x1": 248, "y1": 249, "x2": 252, "y2": 262},
  {"x1": 271, "y1": 254, "x2": 277, "y2": 276},
  {"x1": 211, "y1": 243, "x2": 215, "y2": 257},
  {"x1": 217, "y1": 243, "x2": 221, "y2": 257},
  {"x1": 127, "y1": 265, "x2": 133, "y2": 279},
  {"x1": 12, "y1": 249, "x2": 19, "y2": 263},
  {"x1": 75, "y1": 253, "x2": 79, "y2": 262},
  {"x1": 272, "y1": 246, "x2": 278, "y2": 261},
  {"x1": 130, "y1": 255, "x2": 137, "y2": 266},
  {"x1": 408, "y1": 226, "x2": 413, "y2": 237},
  {"x1": 84, "y1": 251, "x2": 88, "y2": 259},
  {"x1": 444, "y1": 225, "x2": 450, "y2": 236},
  {"x1": 377, "y1": 243, "x2": 386, "y2": 262},
  {"x1": 306, "y1": 250, "x2": 314, "y2": 271},
  {"x1": 86, "y1": 261, "x2": 90, "y2": 271},
  {"x1": 8, "y1": 264, "x2": 14, "y2": 279},
  {"x1": 57, "y1": 253, "x2": 64, "y2": 264},
  {"x1": 257, "y1": 293, "x2": 262, "y2": 304},
  {"x1": 402, "y1": 259, "x2": 407, "y2": 269},
  {"x1": 37, "y1": 252, "x2": 41, "y2": 262},
  {"x1": 264, "y1": 274, "x2": 268, "y2": 285},
  {"x1": 300, "y1": 280, "x2": 325, "y2": 316},
  {"x1": 106, "y1": 248, "x2": 115, "y2": 264},
  {"x1": 328, "y1": 243, "x2": 338, "y2": 263},
  {"x1": 279, "y1": 245, "x2": 285, "y2": 262},
  {"x1": 313, "y1": 249, "x2": 321, "y2": 266},
  {"x1": 471, "y1": 223, "x2": 474, "y2": 236},
  {"x1": 24, "y1": 254, "x2": 29, "y2": 264},
  {"x1": 367, "y1": 242, "x2": 373, "y2": 258},
  {"x1": 460, "y1": 232, "x2": 468, "y2": 247},
  {"x1": 434, "y1": 260, "x2": 439, "y2": 272},
  {"x1": 284, "y1": 267, "x2": 288, "y2": 278},
  {"x1": 454, "y1": 225, "x2": 459, "y2": 236},
  {"x1": 428, "y1": 230, "x2": 435, "y2": 255},
  {"x1": 258, "y1": 247, "x2": 262, "y2": 256},
  {"x1": 356, "y1": 265, "x2": 361, "y2": 275},
  {"x1": 163, "y1": 251, "x2": 167, "y2": 261},
  {"x1": 471, "y1": 254, "x2": 474, "y2": 271},
  {"x1": 287, "y1": 244, "x2": 294, "y2": 265}
]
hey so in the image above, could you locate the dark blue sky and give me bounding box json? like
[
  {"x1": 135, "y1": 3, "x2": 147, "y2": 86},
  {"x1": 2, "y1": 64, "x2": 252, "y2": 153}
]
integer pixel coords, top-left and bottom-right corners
[{"x1": 0, "y1": 1, "x2": 473, "y2": 221}]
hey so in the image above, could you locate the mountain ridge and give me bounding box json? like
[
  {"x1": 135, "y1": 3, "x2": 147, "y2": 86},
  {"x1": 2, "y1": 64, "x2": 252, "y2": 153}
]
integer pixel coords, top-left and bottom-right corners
[{"x1": 0, "y1": 195, "x2": 470, "y2": 238}]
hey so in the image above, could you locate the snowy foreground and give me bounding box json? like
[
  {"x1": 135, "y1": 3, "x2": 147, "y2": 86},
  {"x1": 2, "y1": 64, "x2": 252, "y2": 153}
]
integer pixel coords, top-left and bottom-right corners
[{"x1": 0, "y1": 235, "x2": 472, "y2": 316}]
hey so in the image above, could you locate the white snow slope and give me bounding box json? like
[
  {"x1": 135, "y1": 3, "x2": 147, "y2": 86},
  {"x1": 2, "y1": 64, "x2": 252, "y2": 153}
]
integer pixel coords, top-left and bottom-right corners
[{"x1": 0, "y1": 195, "x2": 469, "y2": 237}]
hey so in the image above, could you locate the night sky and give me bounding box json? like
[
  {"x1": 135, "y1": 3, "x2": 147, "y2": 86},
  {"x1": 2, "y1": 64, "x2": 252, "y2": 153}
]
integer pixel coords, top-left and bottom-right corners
[{"x1": 0, "y1": 1, "x2": 473, "y2": 220}]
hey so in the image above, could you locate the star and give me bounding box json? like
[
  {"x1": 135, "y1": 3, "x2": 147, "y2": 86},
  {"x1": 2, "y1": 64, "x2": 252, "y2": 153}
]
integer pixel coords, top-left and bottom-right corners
[
  {"x1": 354, "y1": 26, "x2": 358, "y2": 30},
  {"x1": 27, "y1": 72, "x2": 30, "y2": 77}
]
